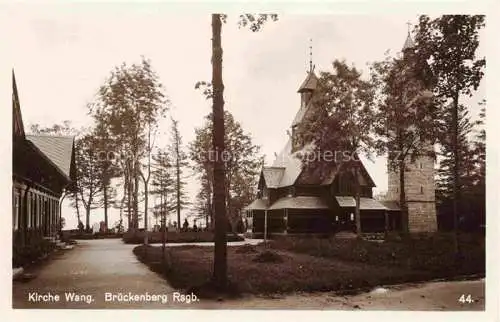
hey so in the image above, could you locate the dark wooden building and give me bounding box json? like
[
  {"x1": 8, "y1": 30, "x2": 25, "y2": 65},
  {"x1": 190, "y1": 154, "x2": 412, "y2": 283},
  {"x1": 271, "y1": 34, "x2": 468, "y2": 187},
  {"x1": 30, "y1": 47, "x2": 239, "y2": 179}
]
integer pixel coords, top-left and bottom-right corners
[
  {"x1": 244, "y1": 31, "x2": 440, "y2": 236},
  {"x1": 12, "y1": 71, "x2": 76, "y2": 254},
  {"x1": 244, "y1": 70, "x2": 391, "y2": 237}
]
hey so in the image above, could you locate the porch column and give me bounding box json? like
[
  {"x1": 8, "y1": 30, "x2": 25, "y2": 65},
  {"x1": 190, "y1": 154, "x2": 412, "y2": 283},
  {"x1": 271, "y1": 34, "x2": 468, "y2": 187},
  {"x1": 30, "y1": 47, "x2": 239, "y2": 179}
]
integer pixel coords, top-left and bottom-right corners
[
  {"x1": 51, "y1": 198, "x2": 55, "y2": 236},
  {"x1": 48, "y1": 198, "x2": 52, "y2": 236}
]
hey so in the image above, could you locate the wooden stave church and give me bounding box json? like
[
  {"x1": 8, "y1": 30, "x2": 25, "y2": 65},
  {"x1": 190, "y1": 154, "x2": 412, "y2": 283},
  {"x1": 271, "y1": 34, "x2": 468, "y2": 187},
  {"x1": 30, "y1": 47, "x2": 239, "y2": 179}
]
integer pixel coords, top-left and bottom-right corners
[{"x1": 244, "y1": 32, "x2": 438, "y2": 237}]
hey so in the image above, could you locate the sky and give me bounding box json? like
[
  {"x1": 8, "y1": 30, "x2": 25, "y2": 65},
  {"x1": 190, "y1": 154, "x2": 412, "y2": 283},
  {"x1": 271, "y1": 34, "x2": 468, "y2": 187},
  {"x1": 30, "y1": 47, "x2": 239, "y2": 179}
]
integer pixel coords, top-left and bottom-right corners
[{"x1": 1, "y1": 5, "x2": 486, "y2": 230}]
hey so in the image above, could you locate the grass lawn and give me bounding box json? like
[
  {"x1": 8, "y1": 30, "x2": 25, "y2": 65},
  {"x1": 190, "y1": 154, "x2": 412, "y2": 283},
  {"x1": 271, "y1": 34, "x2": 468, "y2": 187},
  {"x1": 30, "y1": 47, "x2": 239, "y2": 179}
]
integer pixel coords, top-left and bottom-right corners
[
  {"x1": 269, "y1": 232, "x2": 485, "y2": 278},
  {"x1": 133, "y1": 243, "x2": 433, "y2": 298}
]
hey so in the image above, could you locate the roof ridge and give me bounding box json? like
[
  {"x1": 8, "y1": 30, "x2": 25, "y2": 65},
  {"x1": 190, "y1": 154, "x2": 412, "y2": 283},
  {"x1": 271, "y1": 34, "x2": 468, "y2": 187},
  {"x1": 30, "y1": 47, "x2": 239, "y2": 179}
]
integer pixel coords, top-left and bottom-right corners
[{"x1": 27, "y1": 134, "x2": 75, "y2": 139}]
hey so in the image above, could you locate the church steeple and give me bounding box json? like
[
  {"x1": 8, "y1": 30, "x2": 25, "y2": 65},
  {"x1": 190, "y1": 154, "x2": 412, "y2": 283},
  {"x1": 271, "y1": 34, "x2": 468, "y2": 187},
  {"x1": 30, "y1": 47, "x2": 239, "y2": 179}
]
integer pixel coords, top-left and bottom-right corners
[
  {"x1": 297, "y1": 39, "x2": 318, "y2": 107},
  {"x1": 402, "y1": 22, "x2": 415, "y2": 53}
]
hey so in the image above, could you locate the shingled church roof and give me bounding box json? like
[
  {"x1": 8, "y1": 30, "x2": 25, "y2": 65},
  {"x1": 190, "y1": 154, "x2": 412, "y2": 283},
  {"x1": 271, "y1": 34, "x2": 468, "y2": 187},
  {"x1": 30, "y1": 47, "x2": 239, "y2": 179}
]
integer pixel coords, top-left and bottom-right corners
[
  {"x1": 402, "y1": 31, "x2": 415, "y2": 51},
  {"x1": 297, "y1": 71, "x2": 318, "y2": 93}
]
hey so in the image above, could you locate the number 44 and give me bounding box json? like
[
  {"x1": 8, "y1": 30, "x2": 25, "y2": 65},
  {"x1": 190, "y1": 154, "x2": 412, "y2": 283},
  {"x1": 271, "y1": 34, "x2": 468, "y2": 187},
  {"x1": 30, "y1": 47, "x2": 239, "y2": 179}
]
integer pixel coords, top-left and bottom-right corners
[{"x1": 458, "y1": 294, "x2": 474, "y2": 304}]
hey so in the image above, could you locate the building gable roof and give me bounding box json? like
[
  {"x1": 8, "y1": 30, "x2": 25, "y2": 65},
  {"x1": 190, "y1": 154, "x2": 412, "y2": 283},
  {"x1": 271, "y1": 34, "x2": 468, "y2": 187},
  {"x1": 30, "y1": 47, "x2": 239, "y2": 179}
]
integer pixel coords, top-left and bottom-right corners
[
  {"x1": 26, "y1": 135, "x2": 75, "y2": 180},
  {"x1": 262, "y1": 167, "x2": 285, "y2": 188},
  {"x1": 12, "y1": 70, "x2": 25, "y2": 138}
]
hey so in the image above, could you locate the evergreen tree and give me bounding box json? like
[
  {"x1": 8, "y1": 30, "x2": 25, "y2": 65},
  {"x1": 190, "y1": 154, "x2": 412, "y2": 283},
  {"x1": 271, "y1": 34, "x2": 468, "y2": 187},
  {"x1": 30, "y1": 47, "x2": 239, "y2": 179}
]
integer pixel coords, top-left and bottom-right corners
[
  {"x1": 189, "y1": 110, "x2": 261, "y2": 233},
  {"x1": 169, "y1": 117, "x2": 189, "y2": 231},
  {"x1": 415, "y1": 15, "x2": 485, "y2": 246}
]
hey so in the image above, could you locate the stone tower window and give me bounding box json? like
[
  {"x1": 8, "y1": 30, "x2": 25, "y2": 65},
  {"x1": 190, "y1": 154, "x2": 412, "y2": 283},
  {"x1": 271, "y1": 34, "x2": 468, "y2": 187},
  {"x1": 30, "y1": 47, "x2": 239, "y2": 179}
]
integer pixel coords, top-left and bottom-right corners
[{"x1": 420, "y1": 186, "x2": 424, "y2": 194}]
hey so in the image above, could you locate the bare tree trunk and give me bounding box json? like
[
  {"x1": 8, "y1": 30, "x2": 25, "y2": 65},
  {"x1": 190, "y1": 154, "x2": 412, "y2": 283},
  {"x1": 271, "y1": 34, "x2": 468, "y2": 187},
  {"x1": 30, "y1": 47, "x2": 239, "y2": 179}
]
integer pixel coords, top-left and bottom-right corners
[
  {"x1": 354, "y1": 166, "x2": 362, "y2": 236},
  {"x1": 133, "y1": 161, "x2": 140, "y2": 230},
  {"x1": 211, "y1": 13, "x2": 227, "y2": 291},
  {"x1": 85, "y1": 206, "x2": 91, "y2": 232},
  {"x1": 74, "y1": 191, "x2": 81, "y2": 226},
  {"x1": 399, "y1": 160, "x2": 408, "y2": 233},
  {"x1": 175, "y1": 138, "x2": 181, "y2": 232},
  {"x1": 452, "y1": 92, "x2": 460, "y2": 256},
  {"x1": 103, "y1": 184, "x2": 108, "y2": 232},
  {"x1": 126, "y1": 171, "x2": 132, "y2": 231},
  {"x1": 143, "y1": 178, "x2": 149, "y2": 244}
]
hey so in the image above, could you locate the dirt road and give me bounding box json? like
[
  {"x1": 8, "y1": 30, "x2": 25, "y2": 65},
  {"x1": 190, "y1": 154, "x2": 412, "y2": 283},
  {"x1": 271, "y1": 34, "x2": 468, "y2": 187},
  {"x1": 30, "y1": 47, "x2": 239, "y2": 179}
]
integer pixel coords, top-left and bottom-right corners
[{"x1": 12, "y1": 239, "x2": 485, "y2": 310}]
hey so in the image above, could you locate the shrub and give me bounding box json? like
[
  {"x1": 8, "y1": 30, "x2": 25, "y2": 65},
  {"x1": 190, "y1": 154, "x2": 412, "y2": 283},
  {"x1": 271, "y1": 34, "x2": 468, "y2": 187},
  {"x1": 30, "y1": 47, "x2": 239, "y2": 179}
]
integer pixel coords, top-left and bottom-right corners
[
  {"x1": 235, "y1": 244, "x2": 258, "y2": 254},
  {"x1": 269, "y1": 232, "x2": 485, "y2": 278},
  {"x1": 252, "y1": 250, "x2": 284, "y2": 263},
  {"x1": 123, "y1": 231, "x2": 244, "y2": 244}
]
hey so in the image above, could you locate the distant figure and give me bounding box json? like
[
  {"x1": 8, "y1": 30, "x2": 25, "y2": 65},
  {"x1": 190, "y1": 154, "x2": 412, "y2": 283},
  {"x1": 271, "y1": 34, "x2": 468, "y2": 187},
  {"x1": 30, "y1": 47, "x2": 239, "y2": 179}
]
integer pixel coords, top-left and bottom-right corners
[
  {"x1": 183, "y1": 219, "x2": 189, "y2": 232},
  {"x1": 193, "y1": 224, "x2": 198, "y2": 232}
]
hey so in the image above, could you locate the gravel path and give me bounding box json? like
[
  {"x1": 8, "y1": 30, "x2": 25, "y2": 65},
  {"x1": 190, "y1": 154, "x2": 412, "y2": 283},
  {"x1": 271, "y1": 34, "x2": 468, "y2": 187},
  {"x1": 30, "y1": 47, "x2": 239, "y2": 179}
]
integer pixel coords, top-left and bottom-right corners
[
  {"x1": 12, "y1": 239, "x2": 182, "y2": 308},
  {"x1": 12, "y1": 238, "x2": 485, "y2": 310}
]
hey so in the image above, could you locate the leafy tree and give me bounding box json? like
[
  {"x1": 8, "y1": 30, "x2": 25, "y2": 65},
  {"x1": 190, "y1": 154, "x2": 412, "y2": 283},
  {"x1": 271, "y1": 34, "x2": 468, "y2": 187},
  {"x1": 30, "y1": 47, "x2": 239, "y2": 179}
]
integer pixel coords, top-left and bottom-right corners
[
  {"x1": 436, "y1": 99, "x2": 485, "y2": 231},
  {"x1": 29, "y1": 120, "x2": 75, "y2": 136},
  {"x1": 415, "y1": 15, "x2": 485, "y2": 245},
  {"x1": 74, "y1": 132, "x2": 104, "y2": 231},
  {"x1": 92, "y1": 57, "x2": 169, "y2": 231},
  {"x1": 150, "y1": 149, "x2": 176, "y2": 228},
  {"x1": 297, "y1": 60, "x2": 376, "y2": 236},
  {"x1": 169, "y1": 117, "x2": 189, "y2": 231},
  {"x1": 192, "y1": 173, "x2": 213, "y2": 229},
  {"x1": 93, "y1": 120, "x2": 121, "y2": 232},
  {"x1": 370, "y1": 47, "x2": 437, "y2": 233},
  {"x1": 189, "y1": 111, "x2": 261, "y2": 232}
]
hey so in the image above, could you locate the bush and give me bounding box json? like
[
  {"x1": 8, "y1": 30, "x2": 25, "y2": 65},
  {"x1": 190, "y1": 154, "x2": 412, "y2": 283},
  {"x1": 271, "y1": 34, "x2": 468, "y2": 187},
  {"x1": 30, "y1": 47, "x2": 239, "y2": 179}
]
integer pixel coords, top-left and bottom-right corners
[
  {"x1": 252, "y1": 250, "x2": 284, "y2": 263},
  {"x1": 123, "y1": 231, "x2": 244, "y2": 244},
  {"x1": 235, "y1": 244, "x2": 258, "y2": 254},
  {"x1": 12, "y1": 237, "x2": 57, "y2": 268},
  {"x1": 269, "y1": 232, "x2": 485, "y2": 278}
]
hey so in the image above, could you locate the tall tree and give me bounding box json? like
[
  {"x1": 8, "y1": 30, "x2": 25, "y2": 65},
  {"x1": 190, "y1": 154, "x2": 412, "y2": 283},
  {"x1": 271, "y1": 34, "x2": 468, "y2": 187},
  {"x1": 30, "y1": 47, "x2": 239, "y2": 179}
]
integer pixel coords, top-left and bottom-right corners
[
  {"x1": 370, "y1": 49, "x2": 436, "y2": 233},
  {"x1": 92, "y1": 57, "x2": 168, "y2": 232},
  {"x1": 209, "y1": 13, "x2": 277, "y2": 291},
  {"x1": 150, "y1": 149, "x2": 176, "y2": 228},
  {"x1": 169, "y1": 117, "x2": 189, "y2": 231},
  {"x1": 139, "y1": 122, "x2": 156, "y2": 242},
  {"x1": 297, "y1": 60, "x2": 376, "y2": 236},
  {"x1": 189, "y1": 111, "x2": 261, "y2": 232},
  {"x1": 93, "y1": 120, "x2": 121, "y2": 232},
  {"x1": 415, "y1": 15, "x2": 485, "y2": 247},
  {"x1": 74, "y1": 133, "x2": 104, "y2": 231}
]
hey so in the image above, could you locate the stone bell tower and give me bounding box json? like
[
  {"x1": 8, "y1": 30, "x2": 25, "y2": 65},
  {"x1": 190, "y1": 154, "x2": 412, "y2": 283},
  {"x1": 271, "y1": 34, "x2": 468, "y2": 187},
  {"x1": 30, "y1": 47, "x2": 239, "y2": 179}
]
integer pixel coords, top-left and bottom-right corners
[{"x1": 386, "y1": 29, "x2": 437, "y2": 233}]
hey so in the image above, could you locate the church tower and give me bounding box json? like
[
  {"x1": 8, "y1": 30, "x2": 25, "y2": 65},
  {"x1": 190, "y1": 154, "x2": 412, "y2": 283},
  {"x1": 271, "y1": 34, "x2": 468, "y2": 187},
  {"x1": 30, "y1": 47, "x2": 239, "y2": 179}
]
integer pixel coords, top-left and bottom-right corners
[
  {"x1": 386, "y1": 29, "x2": 437, "y2": 233},
  {"x1": 291, "y1": 40, "x2": 319, "y2": 152}
]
